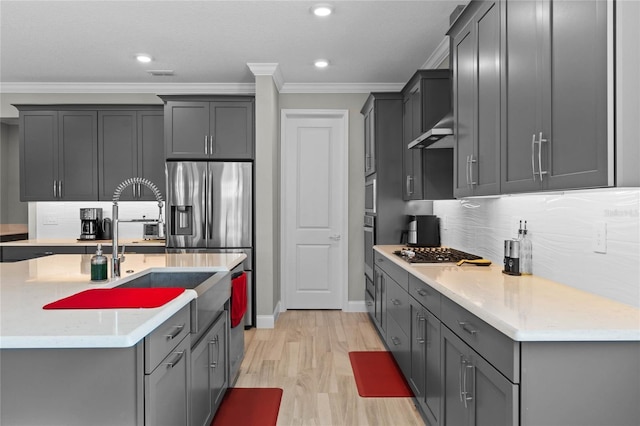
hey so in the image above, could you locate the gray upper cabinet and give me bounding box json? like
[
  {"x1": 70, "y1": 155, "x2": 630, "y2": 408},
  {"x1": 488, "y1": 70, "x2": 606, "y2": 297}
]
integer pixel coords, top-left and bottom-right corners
[
  {"x1": 363, "y1": 102, "x2": 376, "y2": 176},
  {"x1": 401, "y1": 70, "x2": 454, "y2": 200},
  {"x1": 19, "y1": 109, "x2": 98, "y2": 201},
  {"x1": 500, "y1": 0, "x2": 610, "y2": 193},
  {"x1": 98, "y1": 108, "x2": 165, "y2": 201},
  {"x1": 162, "y1": 96, "x2": 255, "y2": 160},
  {"x1": 450, "y1": 1, "x2": 501, "y2": 198}
]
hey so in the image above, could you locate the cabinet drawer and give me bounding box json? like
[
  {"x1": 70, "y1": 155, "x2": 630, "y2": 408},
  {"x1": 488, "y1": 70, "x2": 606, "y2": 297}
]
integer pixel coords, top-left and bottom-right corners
[
  {"x1": 385, "y1": 314, "x2": 411, "y2": 378},
  {"x1": 145, "y1": 305, "x2": 191, "y2": 374},
  {"x1": 441, "y1": 296, "x2": 520, "y2": 382},
  {"x1": 386, "y1": 277, "x2": 410, "y2": 336},
  {"x1": 408, "y1": 273, "x2": 441, "y2": 316},
  {"x1": 374, "y1": 252, "x2": 408, "y2": 291},
  {"x1": 365, "y1": 288, "x2": 375, "y2": 318}
]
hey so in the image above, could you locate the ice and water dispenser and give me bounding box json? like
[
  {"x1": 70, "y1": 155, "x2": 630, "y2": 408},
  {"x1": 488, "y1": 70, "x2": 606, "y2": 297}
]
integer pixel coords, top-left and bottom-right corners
[{"x1": 171, "y1": 205, "x2": 193, "y2": 236}]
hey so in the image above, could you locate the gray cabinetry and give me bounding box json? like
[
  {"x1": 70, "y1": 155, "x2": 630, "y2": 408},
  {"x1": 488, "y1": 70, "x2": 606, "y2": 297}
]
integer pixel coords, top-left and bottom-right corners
[
  {"x1": 450, "y1": 1, "x2": 501, "y2": 197},
  {"x1": 442, "y1": 326, "x2": 518, "y2": 426},
  {"x1": 363, "y1": 101, "x2": 376, "y2": 176},
  {"x1": 408, "y1": 274, "x2": 442, "y2": 426},
  {"x1": 19, "y1": 109, "x2": 98, "y2": 201},
  {"x1": 0, "y1": 245, "x2": 87, "y2": 262},
  {"x1": 401, "y1": 70, "x2": 454, "y2": 200},
  {"x1": 98, "y1": 108, "x2": 164, "y2": 201},
  {"x1": 162, "y1": 96, "x2": 255, "y2": 160},
  {"x1": 500, "y1": 0, "x2": 610, "y2": 193},
  {"x1": 191, "y1": 311, "x2": 228, "y2": 426}
]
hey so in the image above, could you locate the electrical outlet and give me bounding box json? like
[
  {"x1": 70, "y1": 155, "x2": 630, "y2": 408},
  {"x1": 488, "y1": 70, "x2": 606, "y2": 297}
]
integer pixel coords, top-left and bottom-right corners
[
  {"x1": 593, "y1": 221, "x2": 607, "y2": 254},
  {"x1": 43, "y1": 216, "x2": 58, "y2": 225}
]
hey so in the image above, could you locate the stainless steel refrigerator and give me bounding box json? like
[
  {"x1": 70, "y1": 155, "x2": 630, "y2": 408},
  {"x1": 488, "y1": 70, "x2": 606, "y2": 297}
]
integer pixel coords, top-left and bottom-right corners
[{"x1": 166, "y1": 161, "x2": 254, "y2": 326}]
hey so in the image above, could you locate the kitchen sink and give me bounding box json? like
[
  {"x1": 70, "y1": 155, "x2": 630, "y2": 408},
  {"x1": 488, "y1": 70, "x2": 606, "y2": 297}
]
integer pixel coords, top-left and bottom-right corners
[
  {"x1": 115, "y1": 272, "x2": 216, "y2": 290},
  {"x1": 116, "y1": 271, "x2": 231, "y2": 343}
]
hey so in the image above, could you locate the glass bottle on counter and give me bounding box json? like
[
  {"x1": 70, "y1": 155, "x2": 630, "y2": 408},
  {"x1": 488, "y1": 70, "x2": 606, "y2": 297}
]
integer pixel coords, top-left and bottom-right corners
[
  {"x1": 91, "y1": 244, "x2": 108, "y2": 281},
  {"x1": 520, "y1": 221, "x2": 532, "y2": 275}
]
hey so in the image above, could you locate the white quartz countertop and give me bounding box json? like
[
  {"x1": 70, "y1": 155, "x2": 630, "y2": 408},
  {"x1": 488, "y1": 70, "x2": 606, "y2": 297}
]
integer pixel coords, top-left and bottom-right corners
[
  {"x1": 0, "y1": 252, "x2": 245, "y2": 349},
  {"x1": 375, "y1": 245, "x2": 640, "y2": 342}
]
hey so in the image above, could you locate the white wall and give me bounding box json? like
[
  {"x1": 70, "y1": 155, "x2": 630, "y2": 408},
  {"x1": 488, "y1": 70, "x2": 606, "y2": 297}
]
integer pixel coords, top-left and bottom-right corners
[
  {"x1": 32, "y1": 201, "x2": 164, "y2": 240},
  {"x1": 433, "y1": 188, "x2": 640, "y2": 308}
]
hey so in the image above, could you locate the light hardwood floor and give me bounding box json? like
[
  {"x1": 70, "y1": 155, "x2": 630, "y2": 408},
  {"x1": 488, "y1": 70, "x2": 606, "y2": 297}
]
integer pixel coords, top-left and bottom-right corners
[{"x1": 234, "y1": 310, "x2": 425, "y2": 426}]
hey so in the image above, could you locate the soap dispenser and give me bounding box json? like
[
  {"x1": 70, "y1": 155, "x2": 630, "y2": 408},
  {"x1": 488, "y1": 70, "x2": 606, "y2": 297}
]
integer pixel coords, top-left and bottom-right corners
[{"x1": 91, "y1": 244, "x2": 108, "y2": 282}]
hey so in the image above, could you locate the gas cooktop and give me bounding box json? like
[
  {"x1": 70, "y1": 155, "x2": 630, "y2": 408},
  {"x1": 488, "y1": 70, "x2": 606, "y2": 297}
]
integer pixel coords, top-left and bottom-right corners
[{"x1": 394, "y1": 247, "x2": 482, "y2": 263}]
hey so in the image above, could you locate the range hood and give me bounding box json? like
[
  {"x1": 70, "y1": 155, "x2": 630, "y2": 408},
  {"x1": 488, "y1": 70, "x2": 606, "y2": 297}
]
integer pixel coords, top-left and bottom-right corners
[{"x1": 408, "y1": 112, "x2": 453, "y2": 149}]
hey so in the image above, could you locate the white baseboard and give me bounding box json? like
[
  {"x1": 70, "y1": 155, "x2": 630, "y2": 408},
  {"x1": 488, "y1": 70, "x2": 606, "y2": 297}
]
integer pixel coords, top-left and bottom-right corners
[
  {"x1": 256, "y1": 301, "x2": 281, "y2": 329},
  {"x1": 345, "y1": 300, "x2": 367, "y2": 313}
]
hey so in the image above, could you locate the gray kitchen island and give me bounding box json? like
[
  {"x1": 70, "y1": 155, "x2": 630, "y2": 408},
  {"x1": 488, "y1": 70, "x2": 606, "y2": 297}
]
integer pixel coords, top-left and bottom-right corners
[{"x1": 0, "y1": 252, "x2": 245, "y2": 426}]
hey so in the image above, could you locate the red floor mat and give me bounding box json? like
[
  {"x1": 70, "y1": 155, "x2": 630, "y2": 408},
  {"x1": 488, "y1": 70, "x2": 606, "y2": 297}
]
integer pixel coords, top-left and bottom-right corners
[
  {"x1": 211, "y1": 388, "x2": 283, "y2": 426},
  {"x1": 349, "y1": 351, "x2": 414, "y2": 397}
]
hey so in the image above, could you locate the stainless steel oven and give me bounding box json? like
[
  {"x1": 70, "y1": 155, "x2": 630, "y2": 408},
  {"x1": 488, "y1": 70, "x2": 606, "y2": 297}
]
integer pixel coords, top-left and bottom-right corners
[
  {"x1": 364, "y1": 176, "x2": 376, "y2": 214},
  {"x1": 364, "y1": 214, "x2": 375, "y2": 281}
]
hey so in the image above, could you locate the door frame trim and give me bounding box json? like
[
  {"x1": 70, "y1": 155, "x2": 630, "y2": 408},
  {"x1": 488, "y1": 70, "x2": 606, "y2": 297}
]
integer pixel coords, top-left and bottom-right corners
[{"x1": 279, "y1": 109, "x2": 350, "y2": 311}]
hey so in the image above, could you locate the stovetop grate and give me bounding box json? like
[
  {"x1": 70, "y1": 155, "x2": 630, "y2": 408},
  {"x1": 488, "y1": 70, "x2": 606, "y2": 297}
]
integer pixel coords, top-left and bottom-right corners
[{"x1": 393, "y1": 247, "x2": 482, "y2": 263}]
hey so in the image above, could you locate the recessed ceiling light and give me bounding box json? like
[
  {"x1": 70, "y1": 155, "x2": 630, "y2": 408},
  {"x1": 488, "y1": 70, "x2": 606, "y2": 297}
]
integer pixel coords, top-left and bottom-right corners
[
  {"x1": 136, "y1": 54, "x2": 152, "y2": 63},
  {"x1": 311, "y1": 4, "x2": 333, "y2": 17},
  {"x1": 314, "y1": 59, "x2": 329, "y2": 68}
]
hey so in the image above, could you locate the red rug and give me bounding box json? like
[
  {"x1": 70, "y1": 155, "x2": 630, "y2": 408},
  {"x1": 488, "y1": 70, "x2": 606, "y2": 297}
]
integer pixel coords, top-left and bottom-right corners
[
  {"x1": 349, "y1": 351, "x2": 413, "y2": 397},
  {"x1": 211, "y1": 388, "x2": 283, "y2": 426}
]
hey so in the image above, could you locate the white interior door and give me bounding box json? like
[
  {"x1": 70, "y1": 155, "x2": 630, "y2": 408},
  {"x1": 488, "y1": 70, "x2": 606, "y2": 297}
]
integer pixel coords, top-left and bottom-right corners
[{"x1": 281, "y1": 110, "x2": 348, "y2": 309}]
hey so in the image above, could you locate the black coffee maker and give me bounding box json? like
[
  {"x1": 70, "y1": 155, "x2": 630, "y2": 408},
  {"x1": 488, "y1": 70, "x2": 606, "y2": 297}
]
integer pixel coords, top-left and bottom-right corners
[
  {"x1": 407, "y1": 215, "x2": 441, "y2": 247},
  {"x1": 79, "y1": 208, "x2": 102, "y2": 240}
]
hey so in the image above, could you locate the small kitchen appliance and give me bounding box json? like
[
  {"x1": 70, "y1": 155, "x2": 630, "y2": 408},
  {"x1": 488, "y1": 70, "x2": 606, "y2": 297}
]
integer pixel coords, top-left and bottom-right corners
[
  {"x1": 79, "y1": 208, "x2": 102, "y2": 240},
  {"x1": 407, "y1": 215, "x2": 441, "y2": 247},
  {"x1": 503, "y1": 239, "x2": 521, "y2": 276}
]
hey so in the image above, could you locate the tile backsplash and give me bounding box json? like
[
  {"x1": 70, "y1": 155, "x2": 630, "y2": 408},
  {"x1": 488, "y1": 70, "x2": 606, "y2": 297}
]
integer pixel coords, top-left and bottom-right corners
[
  {"x1": 33, "y1": 201, "x2": 165, "y2": 240},
  {"x1": 433, "y1": 188, "x2": 640, "y2": 308}
]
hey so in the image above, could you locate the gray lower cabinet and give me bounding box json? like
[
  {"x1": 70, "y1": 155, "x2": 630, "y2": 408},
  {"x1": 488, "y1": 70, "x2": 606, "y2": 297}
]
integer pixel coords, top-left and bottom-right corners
[
  {"x1": 98, "y1": 108, "x2": 165, "y2": 201},
  {"x1": 372, "y1": 268, "x2": 387, "y2": 334},
  {"x1": 500, "y1": 0, "x2": 609, "y2": 193},
  {"x1": 18, "y1": 109, "x2": 98, "y2": 201},
  {"x1": 385, "y1": 277, "x2": 411, "y2": 378},
  {"x1": 441, "y1": 326, "x2": 518, "y2": 426},
  {"x1": 162, "y1": 96, "x2": 255, "y2": 160},
  {"x1": 0, "y1": 245, "x2": 87, "y2": 262},
  {"x1": 191, "y1": 311, "x2": 228, "y2": 426},
  {"x1": 450, "y1": 1, "x2": 501, "y2": 197},
  {"x1": 409, "y1": 297, "x2": 442, "y2": 426},
  {"x1": 145, "y1": 335, "x2": 191, "y2": 426}
]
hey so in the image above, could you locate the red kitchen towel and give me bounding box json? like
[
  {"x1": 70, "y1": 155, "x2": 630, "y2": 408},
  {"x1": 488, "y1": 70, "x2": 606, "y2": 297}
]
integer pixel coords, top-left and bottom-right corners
[
  {"x1": 230, "y1": 272, "x2": 247, "y2": 327},
  {"x1": 43, "y1": 288, "x2": 185, "y2": 309}
]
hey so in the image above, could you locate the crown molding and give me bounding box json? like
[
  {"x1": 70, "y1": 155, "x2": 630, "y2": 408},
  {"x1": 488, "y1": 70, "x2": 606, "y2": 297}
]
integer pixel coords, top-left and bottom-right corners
[
  {"x1": 0, "y1": 82, "x2": 256, "y2": 94},
  {"x1": 421, "y1": 36, "x2": 450, "y2": 70},
  {"x1": 280, "y1": 82, "x2": 404, "y2": 94},
  {"x1": 246, "y1": 63, "x2": 284, "y2": 92},
  {"x1": 0, "y1": 81, "x2": 405, "y2": 95}
]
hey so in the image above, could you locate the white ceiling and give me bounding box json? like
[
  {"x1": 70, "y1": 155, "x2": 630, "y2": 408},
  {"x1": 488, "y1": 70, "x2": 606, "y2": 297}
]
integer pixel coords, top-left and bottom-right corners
[{"x1": 0, "y1": 0, "x2": 461, "y2": 94}]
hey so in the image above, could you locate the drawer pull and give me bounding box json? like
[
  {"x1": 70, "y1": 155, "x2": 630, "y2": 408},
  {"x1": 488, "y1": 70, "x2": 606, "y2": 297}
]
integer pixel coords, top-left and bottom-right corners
[
  {"x1": 416, "y1": 289, "x2": 428, "y2": 297},
  {"x1": 163, "y1": 350, "x2": 185, "y2": 369},
  {"x1": 391, "y1": 336, "x2": 401, "y2": 346},
  {"x1": 164, "y1": 324, "x2": 185, "y2": 340},
  {"x1": 458, "y1": 321, "x2": 478, "y2": 336},
  {"x1": 391, "y1": 298, "x2": 401, "y2": 306}
]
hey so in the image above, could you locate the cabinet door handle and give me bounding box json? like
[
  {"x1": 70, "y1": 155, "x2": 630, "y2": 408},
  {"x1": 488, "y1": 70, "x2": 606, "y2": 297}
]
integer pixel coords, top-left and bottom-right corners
[
  {"x1": 204, "y1": 135, "x2": 209, "y2": 154},
  {"x1": 163, "y1": 350, "x2": 185, "y2": 369},
  {"x1": 468, "y1": 156, "x2": 477, "y2": 186},
  {"x1": 459, "y1": 355, "x2": 465, "y2": 403},
  {"x1": 538, "y1": 132, "x2": 548, "y2": 181},
  {"x1": 210, "y1": 136, "x2": 215, "y2": 154},
  {"x1": 458, "y1": 321, "x2": 478, "y2": 336},
  {"x1": 465, "y1": 156, "x2": 470, "y2": 186},
  {"x1": 164, "y1": 324, "x2": 185, "y2": 340},
  {"x1": 58, "y1": 180, "x2": 62, "y2": 198},
  {"x1": 53, "y1": 180, "x2": 58, "y2": 198},
  {"x1": 463, "y1": 363, "x2": 475, "y2": 408},
  {"x1": 531, "y1": 133, "x2": 537, "y2": 181},
  {"x1": 416, "y1": 314, "x2": 425, "y2": 344}
]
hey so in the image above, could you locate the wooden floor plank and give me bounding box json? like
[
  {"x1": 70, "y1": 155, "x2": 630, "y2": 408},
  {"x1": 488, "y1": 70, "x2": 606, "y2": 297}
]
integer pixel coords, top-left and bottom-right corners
[{"x1": 234, "y1": 310, "x2": 425, "y2": 425}]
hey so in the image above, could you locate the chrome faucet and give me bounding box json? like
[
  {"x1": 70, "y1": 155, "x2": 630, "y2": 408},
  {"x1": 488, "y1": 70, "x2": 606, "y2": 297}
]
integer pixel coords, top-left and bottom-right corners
[{"x1": 111, "y1": 177, "x2": 164, "y2": 278}]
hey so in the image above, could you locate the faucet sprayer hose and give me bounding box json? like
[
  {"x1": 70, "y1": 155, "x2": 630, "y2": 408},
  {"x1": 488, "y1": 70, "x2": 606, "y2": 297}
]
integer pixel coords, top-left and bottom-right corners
[{"x1": 112, "y1": 177, "x2": 163, "y2": 204}]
